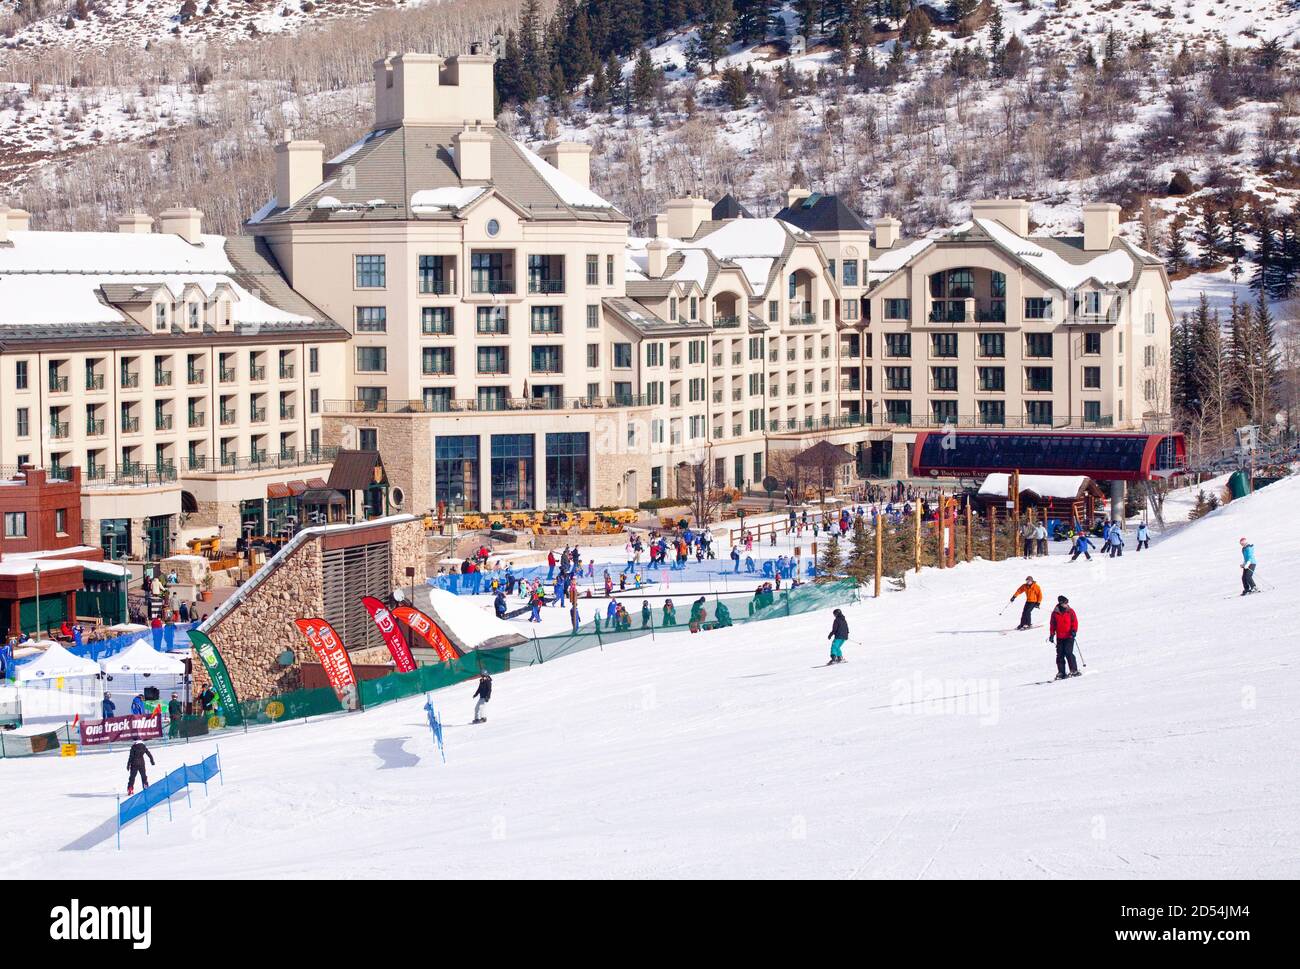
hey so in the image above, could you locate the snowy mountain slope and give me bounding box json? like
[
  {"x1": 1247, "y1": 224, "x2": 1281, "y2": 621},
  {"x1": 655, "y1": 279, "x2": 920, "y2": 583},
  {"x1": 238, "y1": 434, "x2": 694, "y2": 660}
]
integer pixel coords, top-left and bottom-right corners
[{"x1": 2, "y1": 474, "x2": 1296, "y2": 879}]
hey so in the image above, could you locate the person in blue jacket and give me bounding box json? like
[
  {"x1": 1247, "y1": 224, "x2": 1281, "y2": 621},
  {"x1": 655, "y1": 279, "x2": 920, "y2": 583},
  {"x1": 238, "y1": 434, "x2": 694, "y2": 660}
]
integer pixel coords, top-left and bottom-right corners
[
  {"x1": 1239, "y1": 537, "x2": 1258, "y2": 594},
  {"x1": 1069, "y1": 533, "x2": 1096, "y2": 562},
  {"x1": 493, "y1": 590, "x2": 508, "y2": 619},
  {"x1": 130, "y1": 693, "x2": 146, "y2": 715},
  {"x1": 1136, "y1": 522, "x2": 1151, "y2": 551},
  {"x1": 102, "y1": 693, "x2": 116, "y2": 719}
]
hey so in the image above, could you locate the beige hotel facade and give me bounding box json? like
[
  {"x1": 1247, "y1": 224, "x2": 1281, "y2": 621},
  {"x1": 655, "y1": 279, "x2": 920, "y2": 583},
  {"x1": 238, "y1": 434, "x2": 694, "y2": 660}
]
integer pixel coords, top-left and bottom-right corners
[{"x1": 0, "y1": 50, "x2": 1174, "y2": 548}]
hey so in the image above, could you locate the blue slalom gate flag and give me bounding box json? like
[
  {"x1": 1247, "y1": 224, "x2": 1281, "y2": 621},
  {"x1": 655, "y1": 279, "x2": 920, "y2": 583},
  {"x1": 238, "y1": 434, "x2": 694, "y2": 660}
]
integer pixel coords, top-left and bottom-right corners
[{"x1": 423, "y1": 694, "x2": 445, "y2": 763}]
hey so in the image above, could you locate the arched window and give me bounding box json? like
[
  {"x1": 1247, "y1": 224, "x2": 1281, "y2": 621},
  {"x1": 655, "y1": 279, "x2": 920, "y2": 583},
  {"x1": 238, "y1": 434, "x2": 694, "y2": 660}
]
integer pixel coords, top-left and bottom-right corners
[{"x1": 947, "y1": 268, "x2": 975, "y2": 299}]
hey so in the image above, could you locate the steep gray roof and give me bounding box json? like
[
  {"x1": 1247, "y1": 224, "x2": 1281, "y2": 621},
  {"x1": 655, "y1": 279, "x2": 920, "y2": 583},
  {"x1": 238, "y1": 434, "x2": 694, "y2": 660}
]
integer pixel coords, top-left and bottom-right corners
[
  {"x1": 775, "y1": 193, "x2": 870, "y2": 233},
  {"x1": 603, "y1": 297, "x2": 711, "y2": 336},
  {"x1": 254, "y1": 125, "x2": 628, "y2": 226}
]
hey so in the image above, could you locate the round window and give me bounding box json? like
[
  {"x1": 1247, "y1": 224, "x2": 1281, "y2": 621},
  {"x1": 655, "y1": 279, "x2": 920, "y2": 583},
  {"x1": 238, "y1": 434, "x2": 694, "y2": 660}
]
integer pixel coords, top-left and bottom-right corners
[{"x1": 486, "y1": 218, "x2": 500, "y2": 237}]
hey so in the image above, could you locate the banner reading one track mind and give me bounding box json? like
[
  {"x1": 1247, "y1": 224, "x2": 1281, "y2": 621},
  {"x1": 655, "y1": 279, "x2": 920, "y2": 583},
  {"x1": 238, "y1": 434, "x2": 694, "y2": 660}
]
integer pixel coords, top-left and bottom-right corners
[{"x1": 360, "y1": 596, "x2": 416, "y2": 673}]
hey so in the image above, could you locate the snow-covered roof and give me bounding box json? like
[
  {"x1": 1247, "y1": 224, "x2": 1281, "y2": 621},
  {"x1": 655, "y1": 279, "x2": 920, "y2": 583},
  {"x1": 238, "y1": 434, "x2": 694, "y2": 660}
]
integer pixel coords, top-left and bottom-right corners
[
  {"x1": 410, "y1": 186, "x2": 488, "y2": 213},
  {"x1": 0, "y1": 230, "x2": 315, "y2": 328},
  {"x1": 962, "y1": 218, "x2": 1137, "y2": 289},
  {"x1": 692, "y1": 218, "x2": 795, "y2": 258},
  {"x1": 979, "y1": 473, "x2": 1091, "y2": 501},
  {"x1": 423, "y1": 588, "x2": 526, "y2": 653},
  {"x1": 515, "y1": 142, "x2": 615, "y2": 209}
]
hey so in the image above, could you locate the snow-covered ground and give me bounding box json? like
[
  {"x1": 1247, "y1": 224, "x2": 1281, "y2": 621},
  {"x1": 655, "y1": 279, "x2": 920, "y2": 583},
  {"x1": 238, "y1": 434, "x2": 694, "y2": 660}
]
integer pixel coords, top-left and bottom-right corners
[{"x1": 2, "y1": 473, "x2": 1295, "y2": 879}]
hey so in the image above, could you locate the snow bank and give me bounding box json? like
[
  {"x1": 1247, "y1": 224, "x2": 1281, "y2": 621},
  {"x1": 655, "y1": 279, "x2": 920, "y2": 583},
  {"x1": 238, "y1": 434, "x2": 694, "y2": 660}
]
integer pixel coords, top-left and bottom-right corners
[{"x1": 424, "y1": 588, "x2": 526, "y2": 653}]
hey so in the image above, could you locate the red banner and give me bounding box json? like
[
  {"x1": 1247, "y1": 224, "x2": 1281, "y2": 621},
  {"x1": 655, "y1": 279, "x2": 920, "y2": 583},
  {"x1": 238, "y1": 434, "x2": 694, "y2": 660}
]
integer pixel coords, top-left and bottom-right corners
[
  {"x1": 361, "y1": 596, "x2": 416, "y2": 673},
  {"x1": 294, "y1": 618, "x2": 360, "y2": 709},
  {"x1": 78, "y1": 709, "x2": 163, "y2": 746},
  {"x1": 393, "y1": 605, "x2": 461, "y2": 663}
]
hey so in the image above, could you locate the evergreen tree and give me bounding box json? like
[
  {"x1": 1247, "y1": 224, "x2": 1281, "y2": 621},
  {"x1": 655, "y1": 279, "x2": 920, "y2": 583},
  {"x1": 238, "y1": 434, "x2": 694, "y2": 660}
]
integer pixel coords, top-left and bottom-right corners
[
  {"x1": 817, "y1": 535, "x2": 843, "y2": 579},
  {"x1": 1250, "y1": 207, "x2": 1276, "y2": 294},
  {"x1": 518, "y1": 0, "x2": 547, "y2": 102},
  {"x1": 1196, "y1": 202, "x2": 1222, "y2": 270},
  {"x1": 899, "y1": 6, "x2": 931, "y2": 49},
  {"x1": 734, "y1": 0, "x2": 776, "y2": 44},
  {"x1": 693, "y1": 0, "x2": 736, "y2": 72},
  {"x1": 988, "y1": 3, "x2": 1005, "y2": 73},
  {"x1": 720, "y1": 65, "x2": 749, "y2": 108},
  {"x1": 495, "y1": 29, "x2": 524, "y2": 106},
  {"x1": 946, "y1": 0, "x2": 976, "y2": 25},
  {"x1": 1164, "y1": 214, "x2": 1189, "y2": 275},
  {"x1": 844, "y1": 517, "x2": 875, "y2": 585},
  {"x1": 642, "y1": 0, "x2": 663, "y2": 42},
  {"x1": 631, "y1": 46, "x2": 658, "y2": 105},
  {"x1": 794, "y1": 1, "x2": 821, "y2": 39},
  {"x1": 556, "y1": 1, "x2": 597, "y2": 87},
  {"x1": 605, "y1": 51, "x2": 625, "y2": 102},
  {"x1": 884, "y1": 37, "x2": 907, "y2": 82}
]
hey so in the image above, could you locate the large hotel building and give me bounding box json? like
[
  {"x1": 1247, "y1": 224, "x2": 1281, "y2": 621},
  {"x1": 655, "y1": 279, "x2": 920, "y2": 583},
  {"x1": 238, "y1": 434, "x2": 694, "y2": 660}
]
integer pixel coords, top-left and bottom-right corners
[{"x1": 0, "y1": 51, "x2": 1173, "y2": 557}]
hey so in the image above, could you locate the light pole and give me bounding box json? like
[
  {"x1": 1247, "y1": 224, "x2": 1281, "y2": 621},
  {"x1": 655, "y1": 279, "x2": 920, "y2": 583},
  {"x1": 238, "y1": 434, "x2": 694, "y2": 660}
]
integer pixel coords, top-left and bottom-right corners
[{"x1": 32, "y1": 563, "x2": 41, "y2": 640}]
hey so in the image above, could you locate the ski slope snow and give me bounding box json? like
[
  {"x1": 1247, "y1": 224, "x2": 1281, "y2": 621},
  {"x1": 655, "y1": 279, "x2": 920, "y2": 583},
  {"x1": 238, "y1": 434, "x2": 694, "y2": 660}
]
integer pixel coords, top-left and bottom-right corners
[{"x1": 2, "y1": 476, "x2": 1297, "y2": 879}]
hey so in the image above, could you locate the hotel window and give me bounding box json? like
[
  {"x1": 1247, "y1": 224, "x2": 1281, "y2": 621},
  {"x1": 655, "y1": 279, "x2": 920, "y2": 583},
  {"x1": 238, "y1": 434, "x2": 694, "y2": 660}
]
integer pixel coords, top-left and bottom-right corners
[
  {"x1": 530, "y1": 306, "x2": 563, "y2": 334},
  {"x1": 587, "y1": 344, "x2": 600, "y2": 368},
  {"x1": 1144, "y1": 379, "x2": 1156, "y2": 401},
  {"x1": 587, "y1": 304, "x2": 600, "y2": 329},
  {"x1": 885, "y1": 366, "x2": 911, "y2": 391},
  {"x1": 16, "y1": 407, "x2": 29, "y2": 437},
  {"x1": 769, "y1": 300, "x2": 779, "y2": 322},
  {"x1": 155, "y1": 303, "x2": 168, "y2": 331},
  {"x1": 647, "y1": 381, "x2": 663, "y2": 405},
  {"x1": 931, "y1": 333, "x2": 958, "y2": 358},
  {"x1": 310, "y1": 389, "x2": 320, "y2": 414},
  {"x1": 531, "y1": 346, "x2": 563, "y2": 373},
  {"x1": 1024, "y1": 297, "x2": 1052, "y2": 320},
  {"x1": 419, "y1": 255, "x2": 448, "y2": 294},
  {"x1": 354, "y1": 254, "x2": 386, "y2": 288},
  {"x1": 423, "y1": 388, "x2": 453, "y2": 412},
  {"x1": 422, "y1": 307, "x2": 454, "y2": 335},
  {"x1": 748, "y1": 372, "x2": 764, "y2": 395},
  {"x1": 1025, "y1": 367, "x2": 1053, "y2": 392},
  {"x1": 355, "y1": 306, "x2": 387, "y2": 332},
  {"x1": 843, "y1": 300, "x2": 860, "y2": 321},
  {"x1": 1145, "y1": 312, "x2": 1156, "y2": 335},
  {"x1": 309, "y1": 347, "x2": 320, "y2": 373},
  {"x1": 1026, "y1": 400, "x2": 1054, "y2": 426},
  {"x1": 749, "y1": 337, "x2": 764, "y2": 360},
  {"x1": 586, "y1": 255, "x2": 599, "y2": 286},
  {"x1": 612, "y1": 343, "x2": 633, "y2": 369},
  {"x1": 688, "y1": 340, "x2": 705, "y2": 365},
  {"x1": 689, "y1": 297, "x2": 698, "y2": 320},
  {"x1": 422, "y1": 347, "x2": 454, "y2": 376},
  {"x1": 606, "y1": 254, "x2": 615, "y2": 286},
  {"x1": 931, "y1": 399, "x2": 958, "y2": 424},
  {"x1": 1073, "y1": 291, "x2": 1101, "y2": 316},
  {"x1": 476, "y1": 347, "x2": 509, "y2": 374},
  {"x1": 689, "y1": 415, "x2": 705, "y2": 439},
  {"x1": 669, "y1": 298, "x2": 678, "y2": 321},
  {"x1": 883, "y1": 298, "x2": 910, "y2": 320},
  {"x1": 4, "y1": 511, "x2": 27, "y2": 538},
  {"x1": 884, "y1": 399, "x2": 912, "y2": 425},
  {"x1": 931, "y1": 367, "x2": 958, "y2": 391},
  {"x1": 979, "y1": 399, "x2": 1005, "y2": 425},
  {"x1": 827, "y1": 259, "x2": 836, "y2": 281},
  {"x1": 1144, "y1": 345, "x2": 1156, "y2": 366},
  {"x1": 188, "y1": 303, "x2": 200, "y2": 329},
  {"x1": 842, "y1": 261, "x2": 858, "y2": 287},
  {"x1": 884, "y1": 333, "x2": 911, "y2": 358},
  {"x1": 355, "y1": 347, "x2": 387, "y2": 373},
  {"x1": 16, "y1": 360, "x2": 29, "y2": 390},
  {"x1": 1025, "y1": 333, "x2": 1053, "y2": 358},
  {"x1": 978, "y1": 333, "x2": 1004, "y2": 358},
  {"x1": 1084, "y1": 332, "x2": 1101, "y2": 355},
  {"x1": 646, "y1": 343, "x2": 663, "y2": 367},
  {"x1": 476, "y1": 306, "x2": 509, "y2": 335},
  {"x1": 688, "y1": 378, "x2": 705, "y2": 402},
  {"x1": 359, "y1": 428, "x2": 378, "y2": 451},
  {"x1": 1084, "y1": 400, "x2": 1102, "y2": 423},
  {"x1": 1083, "y1": 366, "x2": 1101, "y2": 389},
  {"x1": 978, "y1": 366, "x2": 1005, "y2": 392}
]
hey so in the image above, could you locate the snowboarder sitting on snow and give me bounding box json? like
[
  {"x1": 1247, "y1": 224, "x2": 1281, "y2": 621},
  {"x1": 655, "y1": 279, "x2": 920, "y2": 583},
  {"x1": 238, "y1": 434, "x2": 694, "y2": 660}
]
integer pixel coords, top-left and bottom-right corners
[
  {"x1": 471, "y1": 674, "x2": 492, "y2": 724},
  {"x1": 1010, "y1": 577, "x2": 1042, "y2": 630},
  {"x1": 1069, "y1": 533, "x2": 1096, "y2": 562},
  {"x1": 1047, "y1": 596, "x2": 1081, "y2": 680},
  {"x1": 126, "y1": 740, "x2": 154, "y2": 795},
  {"x1": 827, "y1": 608, "x2": 849, "y2": 665},
  {"x1": 1239, "y1": 537, "x2": 1258, "y2": 595},
  {"x1": 494, "y1": 591, "x2": 508, "y2": 619}
]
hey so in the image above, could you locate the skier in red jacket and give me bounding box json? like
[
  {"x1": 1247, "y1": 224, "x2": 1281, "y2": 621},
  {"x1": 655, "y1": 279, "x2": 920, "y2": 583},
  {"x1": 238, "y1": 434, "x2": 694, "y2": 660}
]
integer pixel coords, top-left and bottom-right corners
[{"x1": 1047, "y1": 595, "x2": 1081, "y2": 680}]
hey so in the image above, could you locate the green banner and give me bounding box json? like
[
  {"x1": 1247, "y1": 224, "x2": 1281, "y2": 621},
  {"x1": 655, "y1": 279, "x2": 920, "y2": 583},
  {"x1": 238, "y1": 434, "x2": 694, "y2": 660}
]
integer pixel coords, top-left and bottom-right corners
[{"x1": 188, "y1": 629, "x2": 243, "y2": 726}]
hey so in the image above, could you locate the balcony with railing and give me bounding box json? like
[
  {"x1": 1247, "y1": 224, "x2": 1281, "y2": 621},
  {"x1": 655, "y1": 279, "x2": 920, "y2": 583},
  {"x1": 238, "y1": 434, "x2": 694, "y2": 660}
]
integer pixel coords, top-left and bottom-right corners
[
  {"x1": 219, "y1": 366, "x2": 237, "y2": 383},
  {"x1": 220, "y1": 409, "x2": 237, "y2": 426},
  {"x1": 249, "y1": 365, "x2": 266, "y2": 381},
  {"x1": 280, "y1": 365, "x2": 295, "y2": 380},
  {"x1": 713, "y1": 315, "x2": 741, "y2": 328},
  {"x1": 121, "y1": 371, "x2": 139, "y2": 389},
  {"x1": 325, "y1": 395, "x2": 649, "y2": 415},
  {"x1": 184, "y1": 447, "x2": 338, "y2": 475},
  {"x1": 280, "y1": 405, "x2": 296, "y2": 420},
  {"x1": 712, "y1": 390, "x2": 723, "y2": 404},
  {"x1": 189, "y1": 412, "x2": 206, "y2": 429},
  {"x1": 527, "y1": 255, "x2": 565, "y2": 294},
  {"x1": 48, "y1": 374, "x2": 69, "y2": 393},
  {"x1": 82, "y1": 463, "x2": 178, "y2": 488},
  {"x1": 85, "y1": 417, "x2": 106, "y2": 436},
  {"x1": 188, "y1": 367, "x2": 205, "y2": 385},
  {"x1": 121, "y1": 416, "x2": 140, "y2": 433},
  {"x1": 250, "y1": 407, "x2": 267, "y2": 423},
  {"x1": 49, "y1": 420, "x2": 70, "y2": 440},
  {"x1": 154, "y1": 369, "x2": 172, "y2": 387},
  {"x1": 156, "y1": 414, "x2": 173, "y2": 431},
  {"x1": 85, "y1": 373, "x2": 105, "y2": 391}
]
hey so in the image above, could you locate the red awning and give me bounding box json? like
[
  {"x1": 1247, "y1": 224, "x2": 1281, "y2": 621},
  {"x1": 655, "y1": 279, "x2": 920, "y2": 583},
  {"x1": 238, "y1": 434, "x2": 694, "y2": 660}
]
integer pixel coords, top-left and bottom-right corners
[
  {"x1": 266, "y1": 483, "x2": 292, "y2": 499},
  {"x1": 287, "y1": 480, "x2": 309, "y2": 496},
  {"x1": 305, "y1": 477, "x2": 329, "y2": 489}
]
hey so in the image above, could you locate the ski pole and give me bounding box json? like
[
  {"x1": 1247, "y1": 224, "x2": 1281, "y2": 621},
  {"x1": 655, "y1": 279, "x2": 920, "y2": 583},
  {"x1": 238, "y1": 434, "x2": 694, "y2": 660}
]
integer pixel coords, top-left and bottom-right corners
[{"x1": 1075, "y1": 639, "x2": 1086, "y2": 667}]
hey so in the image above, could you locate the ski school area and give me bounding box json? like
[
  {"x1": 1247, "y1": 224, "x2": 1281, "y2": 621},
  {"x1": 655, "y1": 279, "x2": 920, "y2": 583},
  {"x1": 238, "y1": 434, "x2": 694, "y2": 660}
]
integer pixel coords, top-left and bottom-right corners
[{"x1": 0, "y1": 462, "x2": 1294, "y2": 879}]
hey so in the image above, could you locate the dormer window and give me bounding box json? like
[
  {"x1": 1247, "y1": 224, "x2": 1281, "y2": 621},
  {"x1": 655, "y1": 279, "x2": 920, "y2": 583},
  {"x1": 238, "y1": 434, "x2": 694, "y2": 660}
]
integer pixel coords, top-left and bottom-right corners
[
  {"x1": 154, "y1": 303, "x2": 168, "y2": 331},
  {"x1": 188, "y1": 303, "x2": 201, "y2": 329}
]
